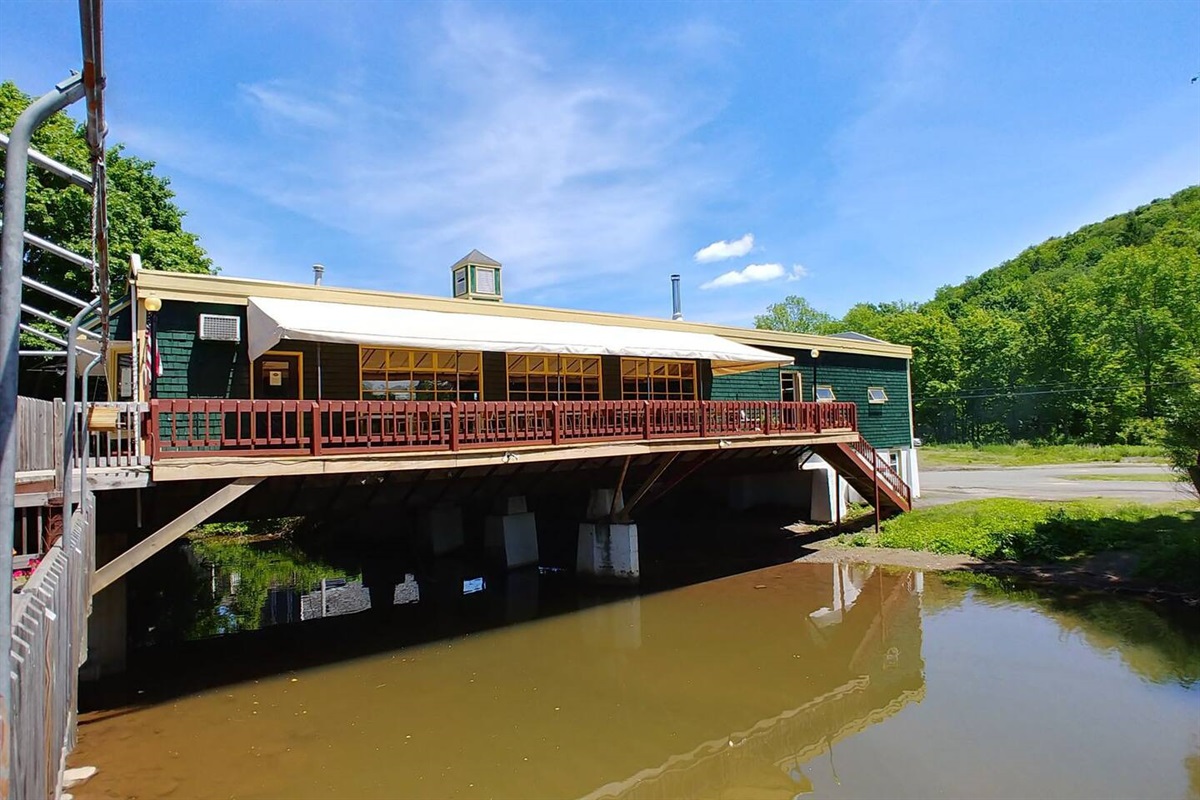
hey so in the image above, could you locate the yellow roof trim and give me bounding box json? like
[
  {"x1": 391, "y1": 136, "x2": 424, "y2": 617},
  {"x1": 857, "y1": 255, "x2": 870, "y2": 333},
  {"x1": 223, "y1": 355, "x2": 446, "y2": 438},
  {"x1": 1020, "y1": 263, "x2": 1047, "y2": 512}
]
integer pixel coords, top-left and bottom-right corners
[{"x1": 135, "y1": 270, "x2": 913, "y2": 359}]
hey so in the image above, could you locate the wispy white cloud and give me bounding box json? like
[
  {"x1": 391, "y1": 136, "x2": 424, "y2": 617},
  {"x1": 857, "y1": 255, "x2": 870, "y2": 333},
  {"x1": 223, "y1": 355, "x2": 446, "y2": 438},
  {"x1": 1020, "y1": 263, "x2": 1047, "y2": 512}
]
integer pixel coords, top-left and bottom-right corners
[
  {"x1": 787, "y1": 263, "x2": 809, "y2": 281},
  {"x1": 122, "y1": 4, "x2": 735, "y2": 299},
  {"x1": 693, "y1": 233, "x2": 754, "y2": 263},
  {"x1": 701, "y1": 262, "x2": 781, "y2": 289}
]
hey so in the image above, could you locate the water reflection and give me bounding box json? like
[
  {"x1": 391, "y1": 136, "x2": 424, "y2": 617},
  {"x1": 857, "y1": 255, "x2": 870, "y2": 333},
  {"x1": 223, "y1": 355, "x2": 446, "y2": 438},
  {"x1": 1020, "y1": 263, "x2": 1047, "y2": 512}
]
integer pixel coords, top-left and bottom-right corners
[{"x1": 79, "y1": 559, "x2": 1200, "y2": 800}]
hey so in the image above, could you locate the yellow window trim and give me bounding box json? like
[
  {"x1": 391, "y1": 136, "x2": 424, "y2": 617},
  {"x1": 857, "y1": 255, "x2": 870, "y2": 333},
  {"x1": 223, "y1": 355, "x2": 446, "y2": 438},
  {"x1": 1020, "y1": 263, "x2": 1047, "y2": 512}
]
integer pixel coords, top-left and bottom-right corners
[
  {"x1": 357, "y1": 345, "x2": 483, "y2": 401},
  {"x1": 505, "y1": 353, "x2": 604, "y2": 401},
  {"x1": 105, "y1": 341, "x2": 133, "y2": 401},
  {"x1": 618, "y1": 357, "x2": 698, "y2": 400}
]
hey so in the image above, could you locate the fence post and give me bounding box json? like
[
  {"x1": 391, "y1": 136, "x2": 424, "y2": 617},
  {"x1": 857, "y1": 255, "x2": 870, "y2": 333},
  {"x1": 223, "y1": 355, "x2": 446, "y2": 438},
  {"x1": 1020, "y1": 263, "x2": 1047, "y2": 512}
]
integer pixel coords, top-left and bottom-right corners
[
  {"x1": 450, "y1": 403, "x2": 460, "y2": 451},
  {"x1": 643, "y1": 401, "x2": 652, "y2": 440},
  {"x1": 551, "y1": 402, "x2": 560, "y2": 446},
  {"x1": 310, "y1": 402, "x2": 322, "y2": 456}
]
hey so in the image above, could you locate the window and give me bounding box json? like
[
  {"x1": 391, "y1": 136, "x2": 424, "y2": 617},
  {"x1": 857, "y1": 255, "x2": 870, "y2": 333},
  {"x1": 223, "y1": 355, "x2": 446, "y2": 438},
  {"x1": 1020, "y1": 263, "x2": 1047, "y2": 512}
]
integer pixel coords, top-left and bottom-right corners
[
  {"x1": 867, "y1": 386, "x2": 889, "y2": 404},
  {"x1": 780, "y1": 371, "x2": 800, "y2": 402},
  {"x1": 815, "y1": 385, "x2": 836, "y2": 403},
  {"x1": 453, "y1": 268, "x2": 467, "y2": 296},
  {"x1": 360, "y1": 348, "x2": 481, "y2": 401},
  {"x1": 507, "y1": 354, "x2": 601, "y2": 401},
  {"x1": 621, "y1": 358, "x2": 696, "y2": 400}
]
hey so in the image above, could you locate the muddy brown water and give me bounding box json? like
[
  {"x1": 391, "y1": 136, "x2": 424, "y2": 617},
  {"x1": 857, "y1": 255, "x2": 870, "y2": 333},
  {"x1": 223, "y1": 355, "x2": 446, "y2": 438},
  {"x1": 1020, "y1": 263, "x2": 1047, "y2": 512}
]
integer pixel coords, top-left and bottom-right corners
[{"x1": 74, "y1": 562, "x2": 1200, "y2": 800}]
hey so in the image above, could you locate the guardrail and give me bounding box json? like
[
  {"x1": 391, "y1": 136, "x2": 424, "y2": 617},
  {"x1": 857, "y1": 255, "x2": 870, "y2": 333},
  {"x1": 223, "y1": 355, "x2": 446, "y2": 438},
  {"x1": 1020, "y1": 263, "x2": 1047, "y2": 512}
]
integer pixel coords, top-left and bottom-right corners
[
  {"x1": 150, "y1": 399, "x2": 859, "y2": 458},
  {"x1": 9, "y1": 494, "x2": 94, "y2": 798}
]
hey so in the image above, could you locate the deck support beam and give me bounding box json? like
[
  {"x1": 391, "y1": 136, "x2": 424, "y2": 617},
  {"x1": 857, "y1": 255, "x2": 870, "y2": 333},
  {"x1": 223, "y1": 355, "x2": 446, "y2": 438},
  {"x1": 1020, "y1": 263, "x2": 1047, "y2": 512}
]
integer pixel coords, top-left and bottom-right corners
[{"x1": 91, "y1": 477, "x2": 264, "y2": 595}]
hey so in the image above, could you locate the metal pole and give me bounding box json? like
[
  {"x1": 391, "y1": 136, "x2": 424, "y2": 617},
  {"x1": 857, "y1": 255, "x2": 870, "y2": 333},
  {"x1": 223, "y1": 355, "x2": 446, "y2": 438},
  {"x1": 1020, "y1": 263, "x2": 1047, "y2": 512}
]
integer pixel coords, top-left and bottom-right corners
[
  {"x1": 79, "y1": 353, "x2": 103, "y2": 502},
  {"x1": 63, "y1": 297, "x2": 103, "y2": 519},
  {"x1": 0, "y1": 74, "x2": 87, "y2": 767}
]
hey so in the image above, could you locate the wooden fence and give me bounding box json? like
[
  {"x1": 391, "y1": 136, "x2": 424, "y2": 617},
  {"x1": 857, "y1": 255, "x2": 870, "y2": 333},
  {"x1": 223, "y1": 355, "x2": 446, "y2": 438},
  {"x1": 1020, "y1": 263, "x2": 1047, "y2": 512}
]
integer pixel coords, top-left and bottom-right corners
[
  {"x1": 9, "y1": 494, "x2": 94, "y2": 799},
  {"x1": 15, "y1": 396, "x2": 60, "y2": 473}
]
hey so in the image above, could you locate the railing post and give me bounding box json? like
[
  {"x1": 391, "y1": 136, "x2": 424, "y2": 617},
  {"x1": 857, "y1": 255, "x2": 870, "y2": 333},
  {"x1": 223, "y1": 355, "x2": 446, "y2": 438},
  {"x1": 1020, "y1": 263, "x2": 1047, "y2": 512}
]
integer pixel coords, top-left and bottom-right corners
[
  {"x1": 643, "y1": 401, "x2": 652, "y2": 440},
  {"x1": 816, "y1": 403, "x2": 823, "y2": 434},
  {"x1": 762, "y1": 401, "x2": 770, "y2": 435},
  {"x1": 310, "y1": 401, "x2": 322, "y2": 456},
  {"x1": 699, "y1": 400, "x2": 707, "y2": 438},
  {"x1": 551, "y1": 401, "x2": 560, "y2": 446},
  {"x1": 148, "y1": 399, "x2": 160, "y2": 460},
  {"x1": 450, "y1": 403, "x2": 460, "y2": 451}
]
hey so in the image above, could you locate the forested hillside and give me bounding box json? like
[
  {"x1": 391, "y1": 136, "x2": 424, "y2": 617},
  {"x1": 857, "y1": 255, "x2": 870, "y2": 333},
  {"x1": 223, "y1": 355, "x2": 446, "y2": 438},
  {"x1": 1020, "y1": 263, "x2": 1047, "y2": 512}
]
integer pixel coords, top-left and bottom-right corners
[{"x1": 757, "y1": 186, "x2": 1200, "y2": 447}]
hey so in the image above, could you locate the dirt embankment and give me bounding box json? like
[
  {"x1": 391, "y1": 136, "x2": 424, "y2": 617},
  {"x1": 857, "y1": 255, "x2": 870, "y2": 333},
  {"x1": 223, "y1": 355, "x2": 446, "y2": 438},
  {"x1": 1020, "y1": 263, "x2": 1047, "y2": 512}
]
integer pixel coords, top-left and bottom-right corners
[{"x1": 795, "y1": 538, "x2": 1199, "y2": 604}]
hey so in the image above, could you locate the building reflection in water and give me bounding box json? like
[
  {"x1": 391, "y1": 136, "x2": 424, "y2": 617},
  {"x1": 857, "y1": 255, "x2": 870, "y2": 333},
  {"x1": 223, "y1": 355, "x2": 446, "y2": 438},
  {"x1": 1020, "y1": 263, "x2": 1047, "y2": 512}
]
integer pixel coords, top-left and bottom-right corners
[{"x1": 576, "y1": 564, "x2": 925, "y2": 800}]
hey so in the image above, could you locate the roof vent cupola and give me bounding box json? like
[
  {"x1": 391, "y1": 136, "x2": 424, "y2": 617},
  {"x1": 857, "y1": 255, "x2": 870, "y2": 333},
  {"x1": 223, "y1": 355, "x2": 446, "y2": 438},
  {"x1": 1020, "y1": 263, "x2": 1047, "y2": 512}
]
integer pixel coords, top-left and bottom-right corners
[{"x1": 450, "y1": 249, "x2": 503, "y2": 303}]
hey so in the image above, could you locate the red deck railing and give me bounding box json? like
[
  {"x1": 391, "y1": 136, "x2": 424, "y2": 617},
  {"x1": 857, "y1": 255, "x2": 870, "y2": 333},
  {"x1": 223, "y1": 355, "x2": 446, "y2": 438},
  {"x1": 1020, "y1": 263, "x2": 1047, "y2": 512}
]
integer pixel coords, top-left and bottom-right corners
[
  {"x1": 846, "y1": 436, "x2": 912, "y2": 506},
  {"x1": 149, "y1": 399, "x2": 858, "y2": 459}
]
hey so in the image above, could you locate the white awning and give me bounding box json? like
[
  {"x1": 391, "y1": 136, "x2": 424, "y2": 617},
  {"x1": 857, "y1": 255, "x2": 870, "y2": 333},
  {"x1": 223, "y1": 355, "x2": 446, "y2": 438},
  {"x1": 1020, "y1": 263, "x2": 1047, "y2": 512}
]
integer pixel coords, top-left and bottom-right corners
[{"x1": 246, "y1": 297, "x2": 791, "y2": 376}]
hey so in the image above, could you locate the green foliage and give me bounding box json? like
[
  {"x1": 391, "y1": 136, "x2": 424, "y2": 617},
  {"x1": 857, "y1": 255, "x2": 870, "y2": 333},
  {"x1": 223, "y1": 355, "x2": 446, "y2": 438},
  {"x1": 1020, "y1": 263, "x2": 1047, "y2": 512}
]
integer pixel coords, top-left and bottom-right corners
[
  {"x1": 187, "y1": 520, "x2": 352, "y2": 637},
  {"x1": 756, "y1": 185, "x2": 1200, "y2": 445},
  {"x1": 0, "y1": 81, "x2": 212, "y2": 322},
  {"x1": 1161, "y1": 358, "x2": 1200, "y2": 495},
  {"x1": 754, "y1": 295, "x2": 835, "y2": 334},
  {"x1": 919, "y1": 442, "x2": 1165, "y2": 467},
  {"x1": 874, "y1": 498, "x2": 1200, "y2": 590}
]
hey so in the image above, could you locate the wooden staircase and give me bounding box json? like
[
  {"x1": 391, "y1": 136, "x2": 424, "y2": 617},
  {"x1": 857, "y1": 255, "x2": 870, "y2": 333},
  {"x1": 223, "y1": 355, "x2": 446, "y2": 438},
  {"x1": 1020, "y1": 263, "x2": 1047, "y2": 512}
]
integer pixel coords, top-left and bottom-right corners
[{"x1": 813, "y1": 436, "x2": 912, "y2": 517}]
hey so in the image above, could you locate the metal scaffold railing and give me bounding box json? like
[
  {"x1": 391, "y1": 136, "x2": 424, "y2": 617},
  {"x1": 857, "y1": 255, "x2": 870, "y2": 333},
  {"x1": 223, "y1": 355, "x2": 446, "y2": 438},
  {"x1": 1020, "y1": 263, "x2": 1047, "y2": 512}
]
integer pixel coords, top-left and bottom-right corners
[{"x1": 0, "y1": 1, "x2": 111, "y2": 795}]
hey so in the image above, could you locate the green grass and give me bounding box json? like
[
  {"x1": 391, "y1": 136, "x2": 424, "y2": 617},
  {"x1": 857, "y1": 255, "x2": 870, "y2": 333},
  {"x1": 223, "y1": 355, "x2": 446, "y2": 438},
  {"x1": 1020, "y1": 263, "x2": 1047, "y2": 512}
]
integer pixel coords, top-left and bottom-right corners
[
  {"x1": 1062, "y1": 472, "x2": 1178, "y2": 482},
  {"x1": 846, "y1": 498, "x2": 1200, "y2": 591},
  {"x1": 921, "y1": 442, "x2": 1166, "y2": 468}
]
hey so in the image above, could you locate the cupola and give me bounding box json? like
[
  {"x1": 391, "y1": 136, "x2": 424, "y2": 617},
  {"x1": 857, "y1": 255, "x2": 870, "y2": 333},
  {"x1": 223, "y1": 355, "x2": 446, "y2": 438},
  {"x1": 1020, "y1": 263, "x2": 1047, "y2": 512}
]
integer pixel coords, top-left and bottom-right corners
[{"x1": 450, "y1": 249, "x2": 503, "y2": 302}]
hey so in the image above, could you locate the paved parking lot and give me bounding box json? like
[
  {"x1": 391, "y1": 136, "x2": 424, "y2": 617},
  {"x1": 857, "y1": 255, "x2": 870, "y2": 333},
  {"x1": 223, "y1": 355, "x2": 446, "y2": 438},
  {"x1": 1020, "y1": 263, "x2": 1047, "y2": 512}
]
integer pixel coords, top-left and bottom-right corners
[{"x1": 918, "y1": 462, "x2": 1192, "y2": 506}]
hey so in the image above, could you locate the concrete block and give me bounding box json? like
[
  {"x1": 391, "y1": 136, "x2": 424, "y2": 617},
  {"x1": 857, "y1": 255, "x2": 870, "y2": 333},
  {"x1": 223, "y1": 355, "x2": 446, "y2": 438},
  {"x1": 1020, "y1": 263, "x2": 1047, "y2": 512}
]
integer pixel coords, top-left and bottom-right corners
[
  {"x1": 419, "y1": 505, "x2": 463, "y2": 556},
  {"x1": 577, "y1": 521, "x2": 639, "y2": 582},
  {"x1": 496, "y1": 495, "x2": 528, "y2": 515},
  {"x1": 485, "y1": 511, "x2": 539, "y2": 569},
  {"x1": 587, "y1": 488, "x2": 624, "y2": 520}
]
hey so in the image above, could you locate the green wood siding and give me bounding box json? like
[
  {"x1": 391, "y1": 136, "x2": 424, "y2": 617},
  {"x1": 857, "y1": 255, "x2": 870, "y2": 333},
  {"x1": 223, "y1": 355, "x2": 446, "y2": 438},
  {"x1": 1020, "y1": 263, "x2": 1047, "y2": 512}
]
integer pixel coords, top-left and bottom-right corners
[
  {"x1": 286, "y1": 341, "x2": 358, "y2": 400},
  {"x1": 155, "y1": 301, "x2": 250, "y2": 399},
  {"x1": 709, "y1": 349, "x2": 912, "y2": 449}
]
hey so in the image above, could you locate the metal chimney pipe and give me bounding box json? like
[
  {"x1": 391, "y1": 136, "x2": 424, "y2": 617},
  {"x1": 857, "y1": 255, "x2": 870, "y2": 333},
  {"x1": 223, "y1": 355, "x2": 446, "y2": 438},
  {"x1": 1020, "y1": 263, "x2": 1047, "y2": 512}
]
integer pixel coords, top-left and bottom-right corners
[
  {"x1": 670, "y1": 274, "x2": 683, "y2": 320},
  {"x1": 312, "y1": 263, "x2": 325, "y2": 285}
]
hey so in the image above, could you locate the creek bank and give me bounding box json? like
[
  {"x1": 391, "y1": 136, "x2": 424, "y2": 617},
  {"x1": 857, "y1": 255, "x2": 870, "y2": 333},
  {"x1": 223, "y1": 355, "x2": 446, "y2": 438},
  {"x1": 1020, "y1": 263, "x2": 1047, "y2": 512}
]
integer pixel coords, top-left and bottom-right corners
[{"x1": 795, "y1": 539, "x2": 1200, "y2": 604}]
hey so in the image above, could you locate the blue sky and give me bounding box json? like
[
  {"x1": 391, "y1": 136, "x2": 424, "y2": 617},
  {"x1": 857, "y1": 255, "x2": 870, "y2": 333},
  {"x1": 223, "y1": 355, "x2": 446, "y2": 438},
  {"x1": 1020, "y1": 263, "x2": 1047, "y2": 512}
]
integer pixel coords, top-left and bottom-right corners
[{"x1": 4, "y1": 1, "x2": 1199, "y2": 325}]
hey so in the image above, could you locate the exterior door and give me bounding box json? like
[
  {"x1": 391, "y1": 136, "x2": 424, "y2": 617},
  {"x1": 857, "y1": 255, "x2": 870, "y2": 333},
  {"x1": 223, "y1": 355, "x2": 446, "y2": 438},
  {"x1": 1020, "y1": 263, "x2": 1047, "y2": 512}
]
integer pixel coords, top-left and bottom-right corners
[
  {"x1": 780, "y1": 370, "x2": 800, "y2": 402},
  {"x1": 255, "y1": 353, "x2": 302, "y2": 400}
]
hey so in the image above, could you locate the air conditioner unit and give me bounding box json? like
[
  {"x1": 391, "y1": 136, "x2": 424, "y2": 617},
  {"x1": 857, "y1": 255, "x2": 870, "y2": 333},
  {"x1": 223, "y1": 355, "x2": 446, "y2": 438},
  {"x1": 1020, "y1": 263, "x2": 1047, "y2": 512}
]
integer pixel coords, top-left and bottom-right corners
[{"x1": 198, "y1": 313, "x2": 242, "y2": 342}]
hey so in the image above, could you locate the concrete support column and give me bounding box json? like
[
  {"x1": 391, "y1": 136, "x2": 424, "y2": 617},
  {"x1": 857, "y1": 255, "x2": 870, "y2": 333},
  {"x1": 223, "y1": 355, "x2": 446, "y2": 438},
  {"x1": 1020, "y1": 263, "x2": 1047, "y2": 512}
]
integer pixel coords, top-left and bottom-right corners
[
  {"x1": 83, "y1": 530, "x2": 128, "y2": 679},
  {"x1": 485, "y1": 496, "x2": 539, "y2": 570},
  {"x1": 577, "y1": 488, "x2": 639, "y2": 582},
  {"x1": 902, "y1": 446, "x2": 922, "y2": 498},
  {"x1": 801, "y1": 457, "x2": 846, "y2": 524},
  {"x1": 418, "y1": 504, "x2": 464, "y2": 556}
]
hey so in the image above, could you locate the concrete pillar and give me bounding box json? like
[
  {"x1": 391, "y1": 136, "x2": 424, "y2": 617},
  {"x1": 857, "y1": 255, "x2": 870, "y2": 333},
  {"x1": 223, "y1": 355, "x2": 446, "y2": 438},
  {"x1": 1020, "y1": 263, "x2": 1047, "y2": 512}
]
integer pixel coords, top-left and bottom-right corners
[
  {"x1": 577, "y1": 522, "x2": 640, "y2": 582},
  {"x1": 577, "y1": 488, "x2": 639, "y2": 582},
  {"x1": 485, "y1": 496, "x2": 539, "y2": 569},
  {"x1": 418, "y1": 504, "x2": 463, "y2": 556},
  {"x1": 83, "y1": 530, "x2": 128, "y2": 679},
  {"x1": 801, "y1": 457, "x2": 845, "y2": 524},
  {"x1": 902, "y1": 446, "x2": 922, "y2": 498}
]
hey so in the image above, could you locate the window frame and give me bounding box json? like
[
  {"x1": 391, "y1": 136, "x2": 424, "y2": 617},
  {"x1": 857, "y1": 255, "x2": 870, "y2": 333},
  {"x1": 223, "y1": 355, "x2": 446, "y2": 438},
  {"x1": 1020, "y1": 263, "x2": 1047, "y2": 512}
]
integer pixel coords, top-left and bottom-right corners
[
  {"x1": 358, "y1": 346, "x2": 482, "y2": 402},
  {"x1": 620, "y1": 358, "x2": 698, "y2": 401},
  {"x1": 505, "y1": 353, "x2": 602, "y2": 402},
  {"x1": 815, "y1": 384, "x2": 837, "y2": 403},
  {"x1": 867, "y1": 386, "x2": 889, "y2": 404},
  {"x1": 779, "y1": 370, "x2": 801, "y2": 402}
]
